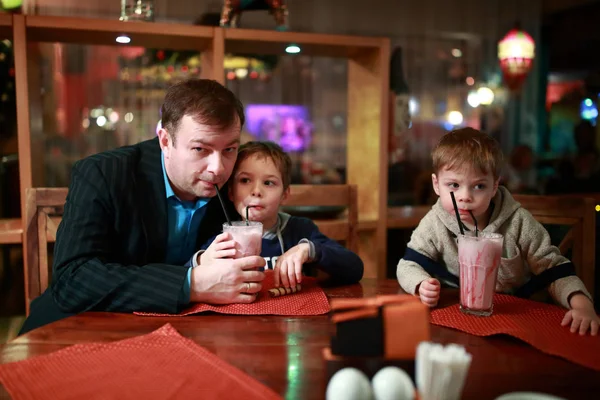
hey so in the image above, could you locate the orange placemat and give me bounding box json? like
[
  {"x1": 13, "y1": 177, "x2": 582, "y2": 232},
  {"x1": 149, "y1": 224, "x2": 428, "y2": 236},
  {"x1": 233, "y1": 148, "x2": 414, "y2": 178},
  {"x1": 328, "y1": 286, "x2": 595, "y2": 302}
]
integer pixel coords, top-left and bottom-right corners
[
  {"x1": 430, "y1": 294, "x2": 600, "y2": 371},
  {"x1": 0, "y1": 324, "x2": 281, "y2": 400},
  {"x1": 137, "y1": 271, "x2": 330, "y2": 317}
]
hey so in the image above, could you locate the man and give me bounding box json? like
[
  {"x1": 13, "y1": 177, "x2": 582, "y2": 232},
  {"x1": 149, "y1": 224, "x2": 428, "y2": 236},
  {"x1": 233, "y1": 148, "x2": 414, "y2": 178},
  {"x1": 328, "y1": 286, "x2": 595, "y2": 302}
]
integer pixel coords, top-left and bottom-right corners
[{"x1": 20, "y1": 79, "x2": 266, "y2": 334}]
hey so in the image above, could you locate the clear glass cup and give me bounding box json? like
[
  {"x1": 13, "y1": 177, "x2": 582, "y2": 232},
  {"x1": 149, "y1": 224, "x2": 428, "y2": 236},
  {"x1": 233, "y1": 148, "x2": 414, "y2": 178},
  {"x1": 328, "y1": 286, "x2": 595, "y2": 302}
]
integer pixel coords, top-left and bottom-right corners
[
  {"x1": 222, "y1": 221, "x2": 263, "y2": 258},
  {"x1": 458, "y1": 232, "x2": 503, "y2": 317}
]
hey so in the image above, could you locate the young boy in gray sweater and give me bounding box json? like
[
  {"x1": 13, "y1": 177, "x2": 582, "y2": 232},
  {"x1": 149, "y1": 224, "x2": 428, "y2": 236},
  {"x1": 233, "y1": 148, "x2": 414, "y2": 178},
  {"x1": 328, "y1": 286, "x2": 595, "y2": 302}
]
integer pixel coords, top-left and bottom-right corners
[{"x1": 397, "y1": 127, "x2": 599, "y2": 336}]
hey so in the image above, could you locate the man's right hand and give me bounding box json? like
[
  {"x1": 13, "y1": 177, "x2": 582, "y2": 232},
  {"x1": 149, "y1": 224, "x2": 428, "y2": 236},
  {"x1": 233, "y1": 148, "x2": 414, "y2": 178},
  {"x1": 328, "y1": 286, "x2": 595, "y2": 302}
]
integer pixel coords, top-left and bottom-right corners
[{"x1": 190, "y1": 256, "x2": 266, "y2": 304}]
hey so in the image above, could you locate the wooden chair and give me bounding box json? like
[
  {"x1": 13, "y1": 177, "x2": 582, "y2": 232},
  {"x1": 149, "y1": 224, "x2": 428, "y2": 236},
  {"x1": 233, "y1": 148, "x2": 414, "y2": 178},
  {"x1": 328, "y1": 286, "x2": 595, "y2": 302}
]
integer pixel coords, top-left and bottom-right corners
[
  {"x1": 513, "y1": 194, "x2": 596, "y2": 299},
  {"x1": 284, "y1": 184, "x2": 359, "y2": 253},
  {"x1": 23, "y1": 188, "x2": 68, "y2": 315}
]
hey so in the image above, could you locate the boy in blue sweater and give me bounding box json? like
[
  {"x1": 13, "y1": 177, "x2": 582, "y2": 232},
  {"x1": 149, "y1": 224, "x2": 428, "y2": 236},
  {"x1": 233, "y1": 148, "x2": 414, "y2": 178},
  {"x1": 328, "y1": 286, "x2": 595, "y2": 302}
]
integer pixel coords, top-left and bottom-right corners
[{"x1": 187, "y1": 141, "x2": 363, "y2": 288}]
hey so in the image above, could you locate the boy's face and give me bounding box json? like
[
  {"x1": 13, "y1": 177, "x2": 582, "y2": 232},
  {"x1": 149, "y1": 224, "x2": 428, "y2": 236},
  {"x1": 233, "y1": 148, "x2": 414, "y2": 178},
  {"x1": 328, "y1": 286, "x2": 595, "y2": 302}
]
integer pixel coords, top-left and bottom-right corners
[
  {"x1": 229, "y1": 154, "x2": 289, "y2": 229},
  {"x1": 431, "y1": 166, "x2": 499, "y2": 226}
]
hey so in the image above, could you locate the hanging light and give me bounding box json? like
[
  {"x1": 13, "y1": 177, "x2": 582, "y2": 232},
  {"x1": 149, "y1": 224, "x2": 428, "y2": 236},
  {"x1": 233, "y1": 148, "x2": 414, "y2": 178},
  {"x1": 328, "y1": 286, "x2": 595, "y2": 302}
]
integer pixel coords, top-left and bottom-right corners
[
  {"x1": 467, "y1": 91, "x2": 480, "y2": 108},
  {"x1": 447, "y1": 111, "x2": 464, "y2": 126},
  {"x1": 498, "y1": 25, "x2": 535, "y2": 92},
  {"x1": 477, "y1": 87, "x2": 495, "y2": 105}
]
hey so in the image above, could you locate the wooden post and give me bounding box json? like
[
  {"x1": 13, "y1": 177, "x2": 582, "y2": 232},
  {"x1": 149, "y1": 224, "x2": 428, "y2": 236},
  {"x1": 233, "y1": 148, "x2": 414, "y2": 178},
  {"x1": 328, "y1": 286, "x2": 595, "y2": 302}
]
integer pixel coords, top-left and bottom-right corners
[
  {"x1": 347, "y1": 39, "x2": 390, "y2": 279},
  {"x1": 201, "y1": 28, "x2": 225, "y2": 84}
]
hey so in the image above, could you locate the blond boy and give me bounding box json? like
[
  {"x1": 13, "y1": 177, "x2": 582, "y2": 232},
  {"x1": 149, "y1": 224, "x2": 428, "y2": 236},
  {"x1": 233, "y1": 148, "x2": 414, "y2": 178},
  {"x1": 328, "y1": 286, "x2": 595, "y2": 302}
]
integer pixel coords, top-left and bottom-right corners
[{"x1": 397, "y1": 128, "x2": 599, "y2": 335}]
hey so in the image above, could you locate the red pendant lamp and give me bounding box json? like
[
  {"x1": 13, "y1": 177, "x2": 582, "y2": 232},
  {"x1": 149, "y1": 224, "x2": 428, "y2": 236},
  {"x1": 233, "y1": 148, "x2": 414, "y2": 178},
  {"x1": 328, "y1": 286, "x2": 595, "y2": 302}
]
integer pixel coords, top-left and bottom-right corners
[{"x1": 498, "y1": 25, "x2": 535, "y2": 92}]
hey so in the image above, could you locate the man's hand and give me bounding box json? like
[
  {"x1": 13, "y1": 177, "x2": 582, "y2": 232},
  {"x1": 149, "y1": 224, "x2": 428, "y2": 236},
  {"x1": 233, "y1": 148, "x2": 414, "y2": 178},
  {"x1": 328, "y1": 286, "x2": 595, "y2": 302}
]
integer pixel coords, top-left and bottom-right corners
[
  {"x1": 199, "y1": 233, "x2": 237, "y2": 265},
  {"x1": 561, "y1": 293, "x2": 599, "y2": 336},
  {"x1": 190, "y1": 256, "x2": 266, "y2": 304},
  {"x1": 273, "y1": 243, "x2": 310, "y2": 288},
  {"x1": 417, "y1": 278, "x2": 440, "y2": 307}
]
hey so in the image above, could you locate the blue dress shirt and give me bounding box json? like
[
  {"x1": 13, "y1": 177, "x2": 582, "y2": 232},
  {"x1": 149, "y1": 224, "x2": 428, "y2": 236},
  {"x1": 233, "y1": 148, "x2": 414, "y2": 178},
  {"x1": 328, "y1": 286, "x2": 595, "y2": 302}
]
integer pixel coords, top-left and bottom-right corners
[{"x1": 161, "y1": 155, "x2": 209, "y2": 305}]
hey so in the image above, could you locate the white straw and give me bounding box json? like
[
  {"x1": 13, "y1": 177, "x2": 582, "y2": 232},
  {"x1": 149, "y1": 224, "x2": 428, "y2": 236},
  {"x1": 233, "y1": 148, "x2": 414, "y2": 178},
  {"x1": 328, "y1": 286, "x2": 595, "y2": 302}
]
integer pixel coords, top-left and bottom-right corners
[{"x1": 416, "y1": 341, "x2": 472, "y2": 400}]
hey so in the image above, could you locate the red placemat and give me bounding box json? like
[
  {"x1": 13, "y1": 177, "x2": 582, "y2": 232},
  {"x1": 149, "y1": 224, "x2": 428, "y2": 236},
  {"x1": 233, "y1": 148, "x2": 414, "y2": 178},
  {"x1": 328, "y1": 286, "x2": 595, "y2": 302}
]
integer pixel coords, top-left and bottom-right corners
[
  {"x1": 0, "y1": 324, "x2": 281, "y2": 400},
  {"x1": 430, "y1": 294, "x2": 600, "y2": 371},
  {"x1": 137, "y1": 271, "x2": 330, "y2": 317}
]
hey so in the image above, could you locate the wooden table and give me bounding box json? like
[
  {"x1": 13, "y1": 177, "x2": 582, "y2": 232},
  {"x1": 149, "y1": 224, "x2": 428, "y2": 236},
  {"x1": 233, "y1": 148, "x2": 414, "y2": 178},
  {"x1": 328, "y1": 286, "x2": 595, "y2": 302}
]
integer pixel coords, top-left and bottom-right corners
[{"x1": 1, "y1": 280, "x2": 599, "y2": 400}]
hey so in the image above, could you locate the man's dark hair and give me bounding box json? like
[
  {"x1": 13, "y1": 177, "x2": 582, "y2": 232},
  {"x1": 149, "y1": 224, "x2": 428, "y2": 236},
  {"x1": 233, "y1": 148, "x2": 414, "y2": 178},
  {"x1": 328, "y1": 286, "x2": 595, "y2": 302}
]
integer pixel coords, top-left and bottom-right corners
[{"x1": 161, "y1": 79, "x2": 245, "y2": 145}]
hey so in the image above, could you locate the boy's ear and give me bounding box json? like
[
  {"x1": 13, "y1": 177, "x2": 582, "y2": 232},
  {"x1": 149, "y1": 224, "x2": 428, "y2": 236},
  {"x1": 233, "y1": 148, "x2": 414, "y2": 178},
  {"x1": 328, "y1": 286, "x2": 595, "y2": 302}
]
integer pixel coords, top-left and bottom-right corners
[
  {"x1": 492, "y1": 177, "x2": 500, "y2": 196},
  {"x1": 281, "y1": 186, "x2": 291, "y2": 203},
  {"x1": 431, "y1": 173, "x2": 441, "y2": 196}
]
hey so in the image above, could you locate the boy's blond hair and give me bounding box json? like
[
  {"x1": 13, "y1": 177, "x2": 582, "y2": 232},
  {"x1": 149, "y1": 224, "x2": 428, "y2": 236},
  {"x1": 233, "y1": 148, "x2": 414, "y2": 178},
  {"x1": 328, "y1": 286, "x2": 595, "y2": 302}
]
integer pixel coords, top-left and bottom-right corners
[
  {"x1": 432, "y1": 127, "x2": 504, "y2": 180},
  {"x1": 234, "y1": 141, "x2": 292, "y2": 190}
]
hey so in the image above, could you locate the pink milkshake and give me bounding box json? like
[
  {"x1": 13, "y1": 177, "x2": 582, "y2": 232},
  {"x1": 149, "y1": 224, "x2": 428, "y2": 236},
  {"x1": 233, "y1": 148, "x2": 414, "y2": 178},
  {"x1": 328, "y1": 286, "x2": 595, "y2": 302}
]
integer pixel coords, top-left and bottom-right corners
[
  {"x1": 223, "y1": 221, "x2": 263, "y2": 258},
  {"x1": 457, "y1": 232, "x2": 503, "y2": 316}
]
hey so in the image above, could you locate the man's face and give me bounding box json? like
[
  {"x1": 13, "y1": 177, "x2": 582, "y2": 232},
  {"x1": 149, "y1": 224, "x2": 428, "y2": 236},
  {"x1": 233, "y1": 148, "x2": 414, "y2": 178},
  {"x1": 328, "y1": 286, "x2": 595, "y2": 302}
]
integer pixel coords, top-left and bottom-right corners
[{"x1": 158, "y1": 115, "x2": 240, "y2": 201}]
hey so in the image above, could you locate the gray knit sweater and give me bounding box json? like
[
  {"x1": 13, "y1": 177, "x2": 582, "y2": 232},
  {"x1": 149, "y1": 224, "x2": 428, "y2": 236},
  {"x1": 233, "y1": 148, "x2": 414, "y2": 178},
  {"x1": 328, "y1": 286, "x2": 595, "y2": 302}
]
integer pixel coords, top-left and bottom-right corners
[{"x1": 396, "y1": 186, "x2": 591, "y2": 309}]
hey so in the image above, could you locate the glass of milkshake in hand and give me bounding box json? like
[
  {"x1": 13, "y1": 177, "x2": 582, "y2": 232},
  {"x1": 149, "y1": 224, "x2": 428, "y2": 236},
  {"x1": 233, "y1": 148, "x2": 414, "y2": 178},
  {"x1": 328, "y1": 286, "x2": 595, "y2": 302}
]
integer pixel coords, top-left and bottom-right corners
[
  {"x1": 222, "y1": 221, "x2": 263, "y2": 258},
  {"x1": 457, "y1": 232, "x2": 503, "y2": 316}
]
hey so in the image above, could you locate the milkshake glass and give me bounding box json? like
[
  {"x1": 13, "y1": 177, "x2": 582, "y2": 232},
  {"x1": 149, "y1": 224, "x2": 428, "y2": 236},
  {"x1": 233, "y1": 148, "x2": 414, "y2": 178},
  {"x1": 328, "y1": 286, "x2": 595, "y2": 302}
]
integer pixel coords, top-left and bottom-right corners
[
  {"x1": 458, "y1": 232, "x2": 503, "y2": 316},
  {"x1": 223, "y1": 221, "x2": 263, "y2": 258}
]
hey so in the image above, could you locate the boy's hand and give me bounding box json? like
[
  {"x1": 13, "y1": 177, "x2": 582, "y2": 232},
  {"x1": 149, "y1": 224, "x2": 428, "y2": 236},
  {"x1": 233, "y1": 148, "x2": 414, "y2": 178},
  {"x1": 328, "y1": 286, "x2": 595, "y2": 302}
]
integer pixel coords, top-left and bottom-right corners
[
  {"x1": 418, "y1": 278, "x2": 440, "y2": 307},
  {"x1": 561, "y1": 293, "x2": 599, "y2": 336},
  {"x1": 199, "y1": 233, "x2": 237, "y2": 265},
  {"x1": 274, "y1": 243, "x2": 310, "y2": 288}
]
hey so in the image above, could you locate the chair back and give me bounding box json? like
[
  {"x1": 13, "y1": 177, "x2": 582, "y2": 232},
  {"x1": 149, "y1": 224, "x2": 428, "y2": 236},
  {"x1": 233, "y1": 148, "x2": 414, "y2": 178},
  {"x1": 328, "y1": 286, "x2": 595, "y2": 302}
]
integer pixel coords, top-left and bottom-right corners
[
  {"x1": 513, "y1": 194, "x2": 596, "y2": 299},
  {"x1": 24, "y1": 187, "x2": 68, "y2": 315},
  {"x1": 284, "y1": 184, "x2": 359, "y2": 253}
]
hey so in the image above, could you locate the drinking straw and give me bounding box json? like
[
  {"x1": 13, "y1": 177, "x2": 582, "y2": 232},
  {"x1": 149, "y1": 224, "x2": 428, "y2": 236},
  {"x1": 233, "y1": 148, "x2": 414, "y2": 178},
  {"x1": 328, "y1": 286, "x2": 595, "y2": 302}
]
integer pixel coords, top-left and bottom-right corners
[
  {"x1": 245, "y1": 205, "x2": 250, "y2": 226},
  {"x1": 450, "y1": 191, "x2": 465, "y2": 235},
  {"x1": 468, "y1": 210, "x2": 478, "y2": 237},
  {"x1": 214, "y1": 184, "x2": 232, "y2": 225}
]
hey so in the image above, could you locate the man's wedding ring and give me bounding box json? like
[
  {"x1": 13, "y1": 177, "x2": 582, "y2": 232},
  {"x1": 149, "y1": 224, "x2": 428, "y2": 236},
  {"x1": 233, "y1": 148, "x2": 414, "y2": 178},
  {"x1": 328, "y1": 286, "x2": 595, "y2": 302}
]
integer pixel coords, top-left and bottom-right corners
[{"x1": 246, "y1": 283, "x2": 250, "y2": 292}]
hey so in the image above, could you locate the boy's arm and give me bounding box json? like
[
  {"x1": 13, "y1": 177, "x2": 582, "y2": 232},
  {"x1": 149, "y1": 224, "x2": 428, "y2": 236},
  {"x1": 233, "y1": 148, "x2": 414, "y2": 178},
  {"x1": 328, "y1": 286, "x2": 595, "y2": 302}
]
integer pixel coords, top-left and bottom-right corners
[
  {"x1": 298, "y1": 218, "x2": 364, "y2": 284},
  {"x1": 396, "y1": 212, "x2": 441, "y2": 295},
  {"x1": 518, "y1": 209, "x2": 592, "y2": 308}
]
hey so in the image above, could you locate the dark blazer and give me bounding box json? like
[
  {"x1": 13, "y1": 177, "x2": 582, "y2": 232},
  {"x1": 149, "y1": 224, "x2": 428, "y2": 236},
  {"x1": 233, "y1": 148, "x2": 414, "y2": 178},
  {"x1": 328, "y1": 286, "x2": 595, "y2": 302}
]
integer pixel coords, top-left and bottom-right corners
[{"x1": 20, "y1": 138, "x2": 235, "y2": 334}]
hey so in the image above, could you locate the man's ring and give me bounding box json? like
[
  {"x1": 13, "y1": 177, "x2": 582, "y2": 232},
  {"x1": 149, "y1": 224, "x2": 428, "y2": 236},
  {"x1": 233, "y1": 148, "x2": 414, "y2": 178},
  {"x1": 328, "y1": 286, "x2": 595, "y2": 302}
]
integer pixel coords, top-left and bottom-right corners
[{"x1": 246, "y1": 283, "x2": 250, "y2": 292}]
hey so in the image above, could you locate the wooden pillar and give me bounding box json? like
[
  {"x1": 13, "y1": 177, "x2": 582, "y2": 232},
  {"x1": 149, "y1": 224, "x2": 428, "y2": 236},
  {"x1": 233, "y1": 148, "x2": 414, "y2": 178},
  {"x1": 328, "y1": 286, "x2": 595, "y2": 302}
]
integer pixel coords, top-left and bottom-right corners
[
  {"x1": 13, "y1": 14, "x2": 34, "y2": 311},
  {"x1": 13, "y1": 15, "x2": 32, "y2": 217},
  {"x1": 347, "y1": 39, "x2": 390, "y2": 279},
  {"x1": 201, "y1": 27, "x2": 224, "y2": 84}
]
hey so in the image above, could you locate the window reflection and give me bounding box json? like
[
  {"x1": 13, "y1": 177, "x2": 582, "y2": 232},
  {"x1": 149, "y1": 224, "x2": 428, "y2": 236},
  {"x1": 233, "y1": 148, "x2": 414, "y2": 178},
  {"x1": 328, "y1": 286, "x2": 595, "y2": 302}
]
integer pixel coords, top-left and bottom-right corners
[
  {"x1": 226, "y1": 55, "x2": 348, "y2": 185},
  {"x1": 31, "y1": 43, "x2": 202, "y2": 187}
]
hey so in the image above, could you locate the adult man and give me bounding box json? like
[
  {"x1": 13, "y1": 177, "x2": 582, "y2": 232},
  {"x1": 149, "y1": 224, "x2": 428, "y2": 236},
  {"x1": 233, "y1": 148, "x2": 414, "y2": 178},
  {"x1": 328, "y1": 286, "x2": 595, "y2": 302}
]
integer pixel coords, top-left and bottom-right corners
[{"x1": 21, "y1": 79, "x2": 266, "y2": 334}]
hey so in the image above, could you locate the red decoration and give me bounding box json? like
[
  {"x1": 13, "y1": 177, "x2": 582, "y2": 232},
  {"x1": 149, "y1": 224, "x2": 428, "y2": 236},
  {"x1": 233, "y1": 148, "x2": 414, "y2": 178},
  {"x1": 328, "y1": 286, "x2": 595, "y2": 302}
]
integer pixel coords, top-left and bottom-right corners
[
  {"x1": 546, "y1": 80, "x2": 584, "y2": 110},
  {"x1": 118, "y1": 46, "x2": 145, "y2": 60},
  {"x1": 498, "y1": 28, "x2": 535, "y2": 92}
]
